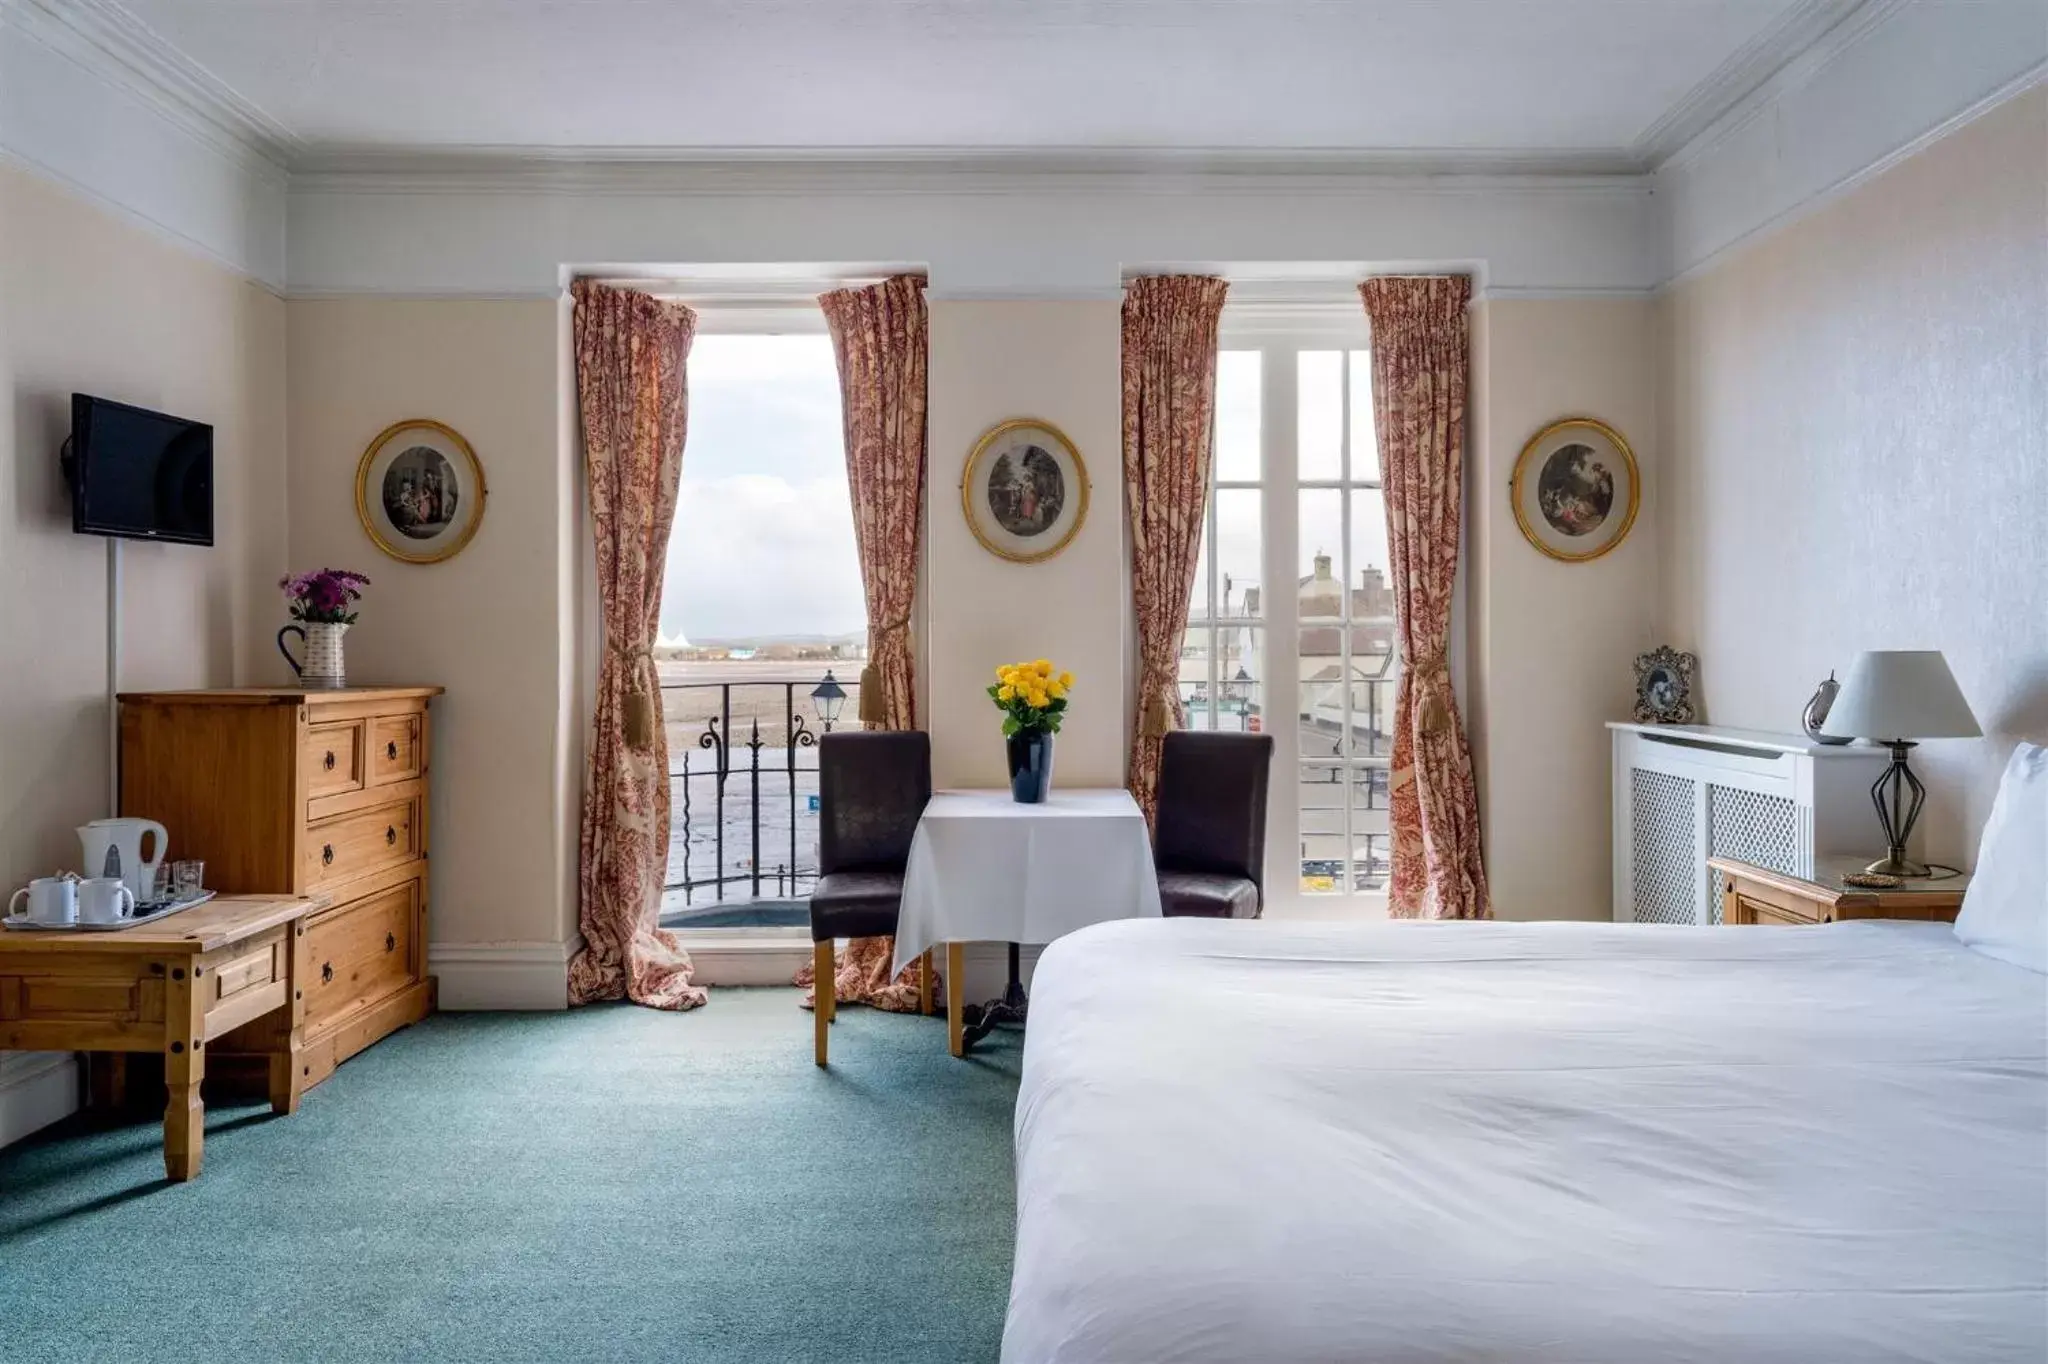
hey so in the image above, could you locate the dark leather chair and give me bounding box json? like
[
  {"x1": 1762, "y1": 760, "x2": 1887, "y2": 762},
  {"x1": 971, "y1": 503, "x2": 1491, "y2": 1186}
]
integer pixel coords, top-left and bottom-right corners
[
  {"x1": 1154, "y1": 730, "x2": 1274, "y2": 919},
  {"x1": 809, "y1": 729, "x2": 931, "y2": 1065}
]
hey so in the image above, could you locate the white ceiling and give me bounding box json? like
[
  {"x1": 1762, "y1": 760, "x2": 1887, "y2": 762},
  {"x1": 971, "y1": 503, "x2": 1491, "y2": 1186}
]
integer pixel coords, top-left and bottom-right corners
[{"x1": 110, "y1": 0, "x2": 1836, "y2": 160}]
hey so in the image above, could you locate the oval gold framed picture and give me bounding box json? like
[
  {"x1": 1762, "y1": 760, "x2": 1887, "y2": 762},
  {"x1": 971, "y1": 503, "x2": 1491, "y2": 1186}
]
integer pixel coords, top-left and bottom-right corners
[
  {"x1": 1510, "y1": 416, "x2": 1639, "y2": 563},
  {"x1": 356, "y1": 418, "x2": 487, "y2": 564},
  {"x1": 961, "y1": 417, "x2": 1090, "y2": 564}
]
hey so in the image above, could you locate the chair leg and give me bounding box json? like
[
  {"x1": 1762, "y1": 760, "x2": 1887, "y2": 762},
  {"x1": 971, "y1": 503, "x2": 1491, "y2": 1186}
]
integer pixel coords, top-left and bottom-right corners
[
  {"x1": 946, "y1": 941, "x2": 966, "y2": 1058},
  {"x1": 918, "y1": 948, "x2": 934, "y2": 1016},
  {"x1": 813, "y1": 940, "x2": 834, "y2": 1067}
]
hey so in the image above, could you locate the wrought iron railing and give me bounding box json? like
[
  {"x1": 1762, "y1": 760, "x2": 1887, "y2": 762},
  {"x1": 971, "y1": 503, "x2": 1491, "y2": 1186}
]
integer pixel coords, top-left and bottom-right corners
[{"x1": 659, "y1": 676, "x2": 852, "y2": 914}]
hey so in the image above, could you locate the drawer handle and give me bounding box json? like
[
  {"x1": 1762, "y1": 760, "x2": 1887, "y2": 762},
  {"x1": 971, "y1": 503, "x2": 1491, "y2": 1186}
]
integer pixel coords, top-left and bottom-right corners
[
  {"x1": 386, "y1": 826, "x2": 398, "y2": 846},
  {"x1": 385, "y1": 932, "x2": 397, "y2": 953},
  {"x1": 323, "y1": 750, "x2": 336, "y2": 771},
  {"x1": 321, "y1": 844, "x2": 334, "y2": 866},
  {"x1": 387, "y1": 740, "x2": 399, "y2": 760},
  {"x1": 321, "y1": 961, "x2": 333, "y2": 983}
]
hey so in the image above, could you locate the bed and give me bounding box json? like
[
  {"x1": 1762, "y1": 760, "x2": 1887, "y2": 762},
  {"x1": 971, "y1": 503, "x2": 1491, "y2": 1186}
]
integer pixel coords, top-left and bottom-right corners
[{"x1": 1004, "y1": 917, "x2": 2048, "y2": 1363}]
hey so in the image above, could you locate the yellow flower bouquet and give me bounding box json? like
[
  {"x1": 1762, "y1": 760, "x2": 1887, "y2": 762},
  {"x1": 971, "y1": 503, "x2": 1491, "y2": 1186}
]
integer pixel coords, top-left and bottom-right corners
[{"x1": 989, "y1": 659, "x2": 1074, "y2": 802}]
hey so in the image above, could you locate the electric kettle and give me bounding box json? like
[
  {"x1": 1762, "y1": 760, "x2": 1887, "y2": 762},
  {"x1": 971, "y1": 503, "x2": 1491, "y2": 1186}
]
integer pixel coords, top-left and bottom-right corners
[{"x1": 77, "y1": 818, "x2": 169, "y2": 904}]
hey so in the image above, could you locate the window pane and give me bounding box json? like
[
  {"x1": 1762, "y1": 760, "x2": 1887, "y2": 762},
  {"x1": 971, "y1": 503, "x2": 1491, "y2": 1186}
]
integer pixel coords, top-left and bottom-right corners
[
  {"x1": 1299, "y1": 763, "x2": 1345, "y2": 895},
  {"x1": 1187, "y1": 506, "x2": 1212, "y2": 623},
  {"x1": 1214, "y1": 489, "x2": 1261, "y2": 620},
  {"x1": 1195, "y1": 625, "x2": 1260, "y2": 734},
  {"x1": 1298, "y1": 350, "x2": 1342, "y2": 480},
  {"x1": 1176, "y1": 626, "x2": 1216, "y2": 731},
  {"x1": 1351, "y1": 763, "x2": 1391, "y2": 891},
  {"x1": 1346, "y1": 487, "x2": 1391, "y2": 619},
  {"x1": 1299, "y1": 681, "x2": 1346, "y2": 761},
  {"x1": 1215, "y1": 350, "x2": 1261, "y2": 482},
  {"x1": 1297, "y1": 488, "x2": 1342, "y2": 619},
  {"x1": 1348, "y1": 350, "x2": 1378, "y2": 482}
]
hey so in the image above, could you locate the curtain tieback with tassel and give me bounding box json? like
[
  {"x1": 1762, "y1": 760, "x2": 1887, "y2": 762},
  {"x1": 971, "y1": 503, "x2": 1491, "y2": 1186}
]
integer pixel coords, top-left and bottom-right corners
[
  {"x1": 1409, "y1": 653, "x2": 1452, "y2": 736},
  {"x1": 858, "y1": 610, "x2": 915, "y2": 726},
  {"x1": 610, "y1": 639, "x2": 657, "y2": 752},
  {"x1": 1139, "y1": 671, "x2": 1178, "y2": 738}
]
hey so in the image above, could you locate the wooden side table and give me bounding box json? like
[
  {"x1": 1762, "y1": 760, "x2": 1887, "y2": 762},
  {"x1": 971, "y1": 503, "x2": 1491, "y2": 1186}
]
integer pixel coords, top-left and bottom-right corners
[
  {"x1": 1711, "y1": 855, "x2": 1969, "y2": 926},
  {"x1": 0, "y1": 893, "x2": 326, "y2": 1180}
]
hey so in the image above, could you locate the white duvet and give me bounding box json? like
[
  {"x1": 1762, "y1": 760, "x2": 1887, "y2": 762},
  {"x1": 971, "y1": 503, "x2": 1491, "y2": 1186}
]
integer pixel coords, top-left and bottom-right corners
[{"x1": 1005, "y1": 918, "x2": 2048, "y2": 1363}]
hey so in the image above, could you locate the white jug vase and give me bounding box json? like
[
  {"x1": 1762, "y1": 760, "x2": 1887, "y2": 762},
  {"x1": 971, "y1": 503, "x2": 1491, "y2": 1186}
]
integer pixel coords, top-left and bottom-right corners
[{"x1": 279, "y1": 620, "x2": 348, "y2": 688}]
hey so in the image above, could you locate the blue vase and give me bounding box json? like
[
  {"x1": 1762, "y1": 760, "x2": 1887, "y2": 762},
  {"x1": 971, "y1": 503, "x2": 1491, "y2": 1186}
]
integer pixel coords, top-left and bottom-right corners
[{"x1": 1007, "y1": 730, "x2": 1055, "y2": 804}]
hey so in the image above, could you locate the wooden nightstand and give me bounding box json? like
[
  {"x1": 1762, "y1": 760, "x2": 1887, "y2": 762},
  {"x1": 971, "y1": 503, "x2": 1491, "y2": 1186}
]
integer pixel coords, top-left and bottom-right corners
[{"x1": 1711, "y1": 855, "x2": 1970, "y2": 926}]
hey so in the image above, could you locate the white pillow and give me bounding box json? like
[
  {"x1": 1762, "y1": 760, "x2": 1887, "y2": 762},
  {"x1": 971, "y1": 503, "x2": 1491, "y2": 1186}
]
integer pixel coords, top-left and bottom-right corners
[{"x1": 1953, "y1": 742, "x2": 2048, "y2": 973}]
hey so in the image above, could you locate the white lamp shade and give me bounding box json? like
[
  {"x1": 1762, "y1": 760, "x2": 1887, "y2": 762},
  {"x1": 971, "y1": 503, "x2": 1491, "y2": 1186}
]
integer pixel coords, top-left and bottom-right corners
[{"x1": 1820, "y1": 650, "x2": 1982, "y2": 741}]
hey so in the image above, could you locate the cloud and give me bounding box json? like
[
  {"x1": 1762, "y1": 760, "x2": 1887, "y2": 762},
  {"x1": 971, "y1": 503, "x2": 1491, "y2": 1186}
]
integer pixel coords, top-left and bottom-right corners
[{"x1": 663, "y1": 474, "x2": 866, "y2": 641}]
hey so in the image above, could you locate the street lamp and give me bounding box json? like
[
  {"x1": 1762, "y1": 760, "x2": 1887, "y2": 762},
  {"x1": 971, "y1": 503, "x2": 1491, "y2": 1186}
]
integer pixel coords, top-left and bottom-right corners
[
  {"x1": 1225, "y1": 666, "x2": 1253, "y2": 730},
  {"x1": 810, "y1": 671, "x2": 847, "y2": 732}
]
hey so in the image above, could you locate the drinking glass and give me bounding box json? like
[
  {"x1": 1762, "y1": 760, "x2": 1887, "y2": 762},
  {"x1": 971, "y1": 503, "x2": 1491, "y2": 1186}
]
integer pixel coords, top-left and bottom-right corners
[{"x1": 171, "y1": 860, "x2": 205, "y2": 897}]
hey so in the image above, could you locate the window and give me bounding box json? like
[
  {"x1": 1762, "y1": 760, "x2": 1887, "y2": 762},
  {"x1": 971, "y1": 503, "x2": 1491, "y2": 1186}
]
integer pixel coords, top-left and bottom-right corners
[
  {"x1": 656, "y1": 332, "x2": 864, "y2": 924},
  {"x1": 1184, "y1": 326, "x2": 1398, "y2": 911},
  {"x1": 1294, "y1": 349, "x2": 1394, "y2": 899}
]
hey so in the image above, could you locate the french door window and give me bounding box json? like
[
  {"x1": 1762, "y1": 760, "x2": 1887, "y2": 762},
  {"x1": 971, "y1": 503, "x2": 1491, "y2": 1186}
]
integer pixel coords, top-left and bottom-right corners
[{"x1": 1182, "y1": 322, "x2": 1398, "y2": 911}]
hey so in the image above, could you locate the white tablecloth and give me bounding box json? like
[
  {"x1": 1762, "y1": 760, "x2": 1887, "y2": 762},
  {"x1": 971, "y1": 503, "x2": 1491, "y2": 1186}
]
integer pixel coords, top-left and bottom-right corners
[{"x1": 891, "y1": 788, "x2": 1162, "y2": 975}]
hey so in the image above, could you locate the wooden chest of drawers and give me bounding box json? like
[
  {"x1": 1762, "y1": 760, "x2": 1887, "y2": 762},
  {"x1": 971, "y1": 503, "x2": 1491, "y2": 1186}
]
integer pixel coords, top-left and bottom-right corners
[{"x1": 118, "y1": 687, "x2": 442, "y2": 1092}]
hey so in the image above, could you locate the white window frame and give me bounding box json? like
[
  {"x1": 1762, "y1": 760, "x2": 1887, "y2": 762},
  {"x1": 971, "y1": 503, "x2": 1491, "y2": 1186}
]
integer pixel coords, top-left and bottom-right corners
[{"x1": 1209, "y1": 304, "x2": 1402, "y2": 915}]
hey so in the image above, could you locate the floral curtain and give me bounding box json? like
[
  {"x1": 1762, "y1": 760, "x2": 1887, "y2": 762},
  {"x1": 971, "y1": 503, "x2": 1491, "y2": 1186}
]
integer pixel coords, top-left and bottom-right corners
[
  {"x1": 1123, "y1": 275, "x2": 1229, "y2": 823},
  {"x1": 1358, "y1": 276, "x2": 1491, "y2": 920},
  {"x1": 800, "y1": 274, "x2": 930, "y2": 1013},
  {"x1": 567, "y1": 279, "x2": 708, "y2": 1009}
]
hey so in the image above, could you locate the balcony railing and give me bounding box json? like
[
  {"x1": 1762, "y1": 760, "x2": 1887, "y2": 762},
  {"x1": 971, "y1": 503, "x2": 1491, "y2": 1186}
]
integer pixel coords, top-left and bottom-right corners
[{"x1": 658, "y1": 675, "x2": 855, "y2": 926}]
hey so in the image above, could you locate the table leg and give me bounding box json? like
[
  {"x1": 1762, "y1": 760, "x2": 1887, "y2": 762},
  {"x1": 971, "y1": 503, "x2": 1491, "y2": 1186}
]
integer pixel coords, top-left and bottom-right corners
[
  {"x1": 269, "y1": 918, "x2": 309, "y2": 1116},
  {"x1": 813, "y1": 939, "x2": 835, "y2": 1068},
  {"x1": 918, "y1": 949, "x2": 934, "y2": 1016},
  {"x1": 946, "y1": 942, "x2": 965, "y2": 1058},
  {"x1": 163, "y1": 961, "x2": 206, "y2": 1182}
]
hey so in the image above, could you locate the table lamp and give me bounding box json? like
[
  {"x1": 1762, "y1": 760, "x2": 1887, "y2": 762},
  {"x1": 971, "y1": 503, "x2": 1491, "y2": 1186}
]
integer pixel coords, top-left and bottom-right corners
[{"x1": 1820, "y1": 649, "x2": 1981, "y2": 876}]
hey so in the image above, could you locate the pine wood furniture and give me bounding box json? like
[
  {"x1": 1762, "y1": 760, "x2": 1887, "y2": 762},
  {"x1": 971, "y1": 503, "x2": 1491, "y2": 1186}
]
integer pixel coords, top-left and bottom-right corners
[
  {"x1": 118, "y1": 687, "x2": 441, "y2": 1095},
  {"x1": 1712, "y1": 855, "x2": 1970, "y2": 925},
  {"x1": 0, "y1": 893, "x2": 326, "y2": 1180}
]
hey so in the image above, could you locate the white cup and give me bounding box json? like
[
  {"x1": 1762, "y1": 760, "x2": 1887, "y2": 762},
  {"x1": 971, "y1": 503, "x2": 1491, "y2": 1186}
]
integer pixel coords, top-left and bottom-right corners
[
  {"x1": 9, "y1": 877, "x2": 77, "y2": 926},
  {"x1": 78, "y1": 877, "x2": 136, "y2": 925}
]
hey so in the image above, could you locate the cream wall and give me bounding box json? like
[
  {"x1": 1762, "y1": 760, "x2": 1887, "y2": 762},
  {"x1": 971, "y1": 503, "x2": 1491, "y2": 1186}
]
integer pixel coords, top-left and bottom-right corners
[
  {"x1": 1468, "y1": 299, "x2": 1661, "y2": 921},
  {"x1": 925, "y1": 302, "x2": 1127, "y2": 789},
  {"x1": 285, "y1": 300, "x2": 577, "y2": 995},
  {"x1": 0, "y1": 162, "x2": 286, "y2": 1141},
  {"x1": 1659, "y1": 86, "x2": 2048, "y2": 868}
]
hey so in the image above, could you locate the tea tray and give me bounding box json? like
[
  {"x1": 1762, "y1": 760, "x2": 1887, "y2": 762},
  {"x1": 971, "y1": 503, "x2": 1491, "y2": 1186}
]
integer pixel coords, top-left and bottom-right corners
[{"x1": 3, "y1": 889, "x2": 217, "y2": 932}]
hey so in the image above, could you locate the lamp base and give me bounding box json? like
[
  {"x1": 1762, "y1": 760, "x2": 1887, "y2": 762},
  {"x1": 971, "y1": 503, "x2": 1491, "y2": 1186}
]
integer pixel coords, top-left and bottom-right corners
[{"x1": 1864, "y1": 852, "x2": 1932, "y2": 879}]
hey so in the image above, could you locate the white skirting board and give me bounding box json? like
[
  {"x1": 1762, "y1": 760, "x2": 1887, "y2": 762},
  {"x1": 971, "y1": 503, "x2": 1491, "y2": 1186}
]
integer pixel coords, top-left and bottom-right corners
[
  {"x1": 0, "y1": 1051, "x2": 81, "y2": 1150},
  {"x1": 430, "y1": 940, "x2": 579, "y2": 1011},
  {"x1": 685, "y1": 936, "x2": 1039, "y2": 1002},
  {"x1": 429, "y1": 936, "x2": 1042, "y2": 1008}
]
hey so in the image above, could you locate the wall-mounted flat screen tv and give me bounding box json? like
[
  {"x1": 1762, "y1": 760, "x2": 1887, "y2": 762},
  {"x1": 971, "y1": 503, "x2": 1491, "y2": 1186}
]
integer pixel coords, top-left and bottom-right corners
[{"x1": 65, "y1": 393, "x2": 214, "y2": 546}]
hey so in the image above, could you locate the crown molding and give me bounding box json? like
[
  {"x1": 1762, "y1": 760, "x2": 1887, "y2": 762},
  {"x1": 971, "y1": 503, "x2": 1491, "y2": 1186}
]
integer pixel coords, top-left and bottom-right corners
[
  {"x1": 1658, "y1": 57, "x2": 2048, "y2": 294},
  {"x1": 1653, "y1": 0, "x2": 1908, "y2": 174},
  {"x1": 286, "y1": 145, "x2": 1651, "y2": 198},
  {"x1": 0, "y1": 0, "x2": 294, "y2": 175},
  {"x1": 1632, "y1": 0, "x2": 1872, "y2": 166}
]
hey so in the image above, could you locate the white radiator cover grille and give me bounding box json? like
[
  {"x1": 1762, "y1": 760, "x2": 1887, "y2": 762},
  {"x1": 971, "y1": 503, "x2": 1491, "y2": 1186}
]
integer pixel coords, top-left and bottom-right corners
[
  {"x1": 1629, "y1": 769, "x2": 1697, "y2": 925},
  {"x1": 1611, "y1": 725, "x2": 1888, "y2": 927}
]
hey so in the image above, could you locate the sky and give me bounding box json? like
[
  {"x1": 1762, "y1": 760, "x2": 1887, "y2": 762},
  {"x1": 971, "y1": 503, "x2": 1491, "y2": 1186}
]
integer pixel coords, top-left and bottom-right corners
[
  {"x1": 664, "y1": 340, "x2": 1386, "y2": 645},
  {"x1": 663, "y1": 335, "x2": 865, "y2": 644}
]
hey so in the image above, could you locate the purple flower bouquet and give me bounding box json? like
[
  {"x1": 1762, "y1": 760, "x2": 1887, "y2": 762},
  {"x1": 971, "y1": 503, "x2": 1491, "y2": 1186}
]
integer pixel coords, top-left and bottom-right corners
[{"x1": 280, "y1": 568, "x2": 371, "y2": 625}]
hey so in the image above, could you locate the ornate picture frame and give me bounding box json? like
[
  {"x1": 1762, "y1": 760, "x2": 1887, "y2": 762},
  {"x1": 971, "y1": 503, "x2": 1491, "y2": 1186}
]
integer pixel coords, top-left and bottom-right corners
[
  {"x1": 356, "y1": 418, "x2": 488, "y2": 565},
  {"x1": 1633, "y1": 646, "x2": 1698, "y2": 725},
  {"x1": 1511, "y1": 417, "x2": 1640, "y2": 563},
  {"x1": 961, "y1": 418, "x2": 1090, "y2": 564}
]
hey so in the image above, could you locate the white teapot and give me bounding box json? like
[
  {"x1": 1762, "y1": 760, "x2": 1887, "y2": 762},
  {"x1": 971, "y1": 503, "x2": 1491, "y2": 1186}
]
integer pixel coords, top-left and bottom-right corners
[{"x1": 77, "y1": 818, "x2": 168, "y2": 904}]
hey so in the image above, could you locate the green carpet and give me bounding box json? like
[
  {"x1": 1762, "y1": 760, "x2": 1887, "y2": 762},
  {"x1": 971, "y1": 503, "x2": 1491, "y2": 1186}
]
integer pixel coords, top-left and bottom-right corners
[{"x1": 0, "y1": 990, "x2": 1022, "y2": 1364}]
